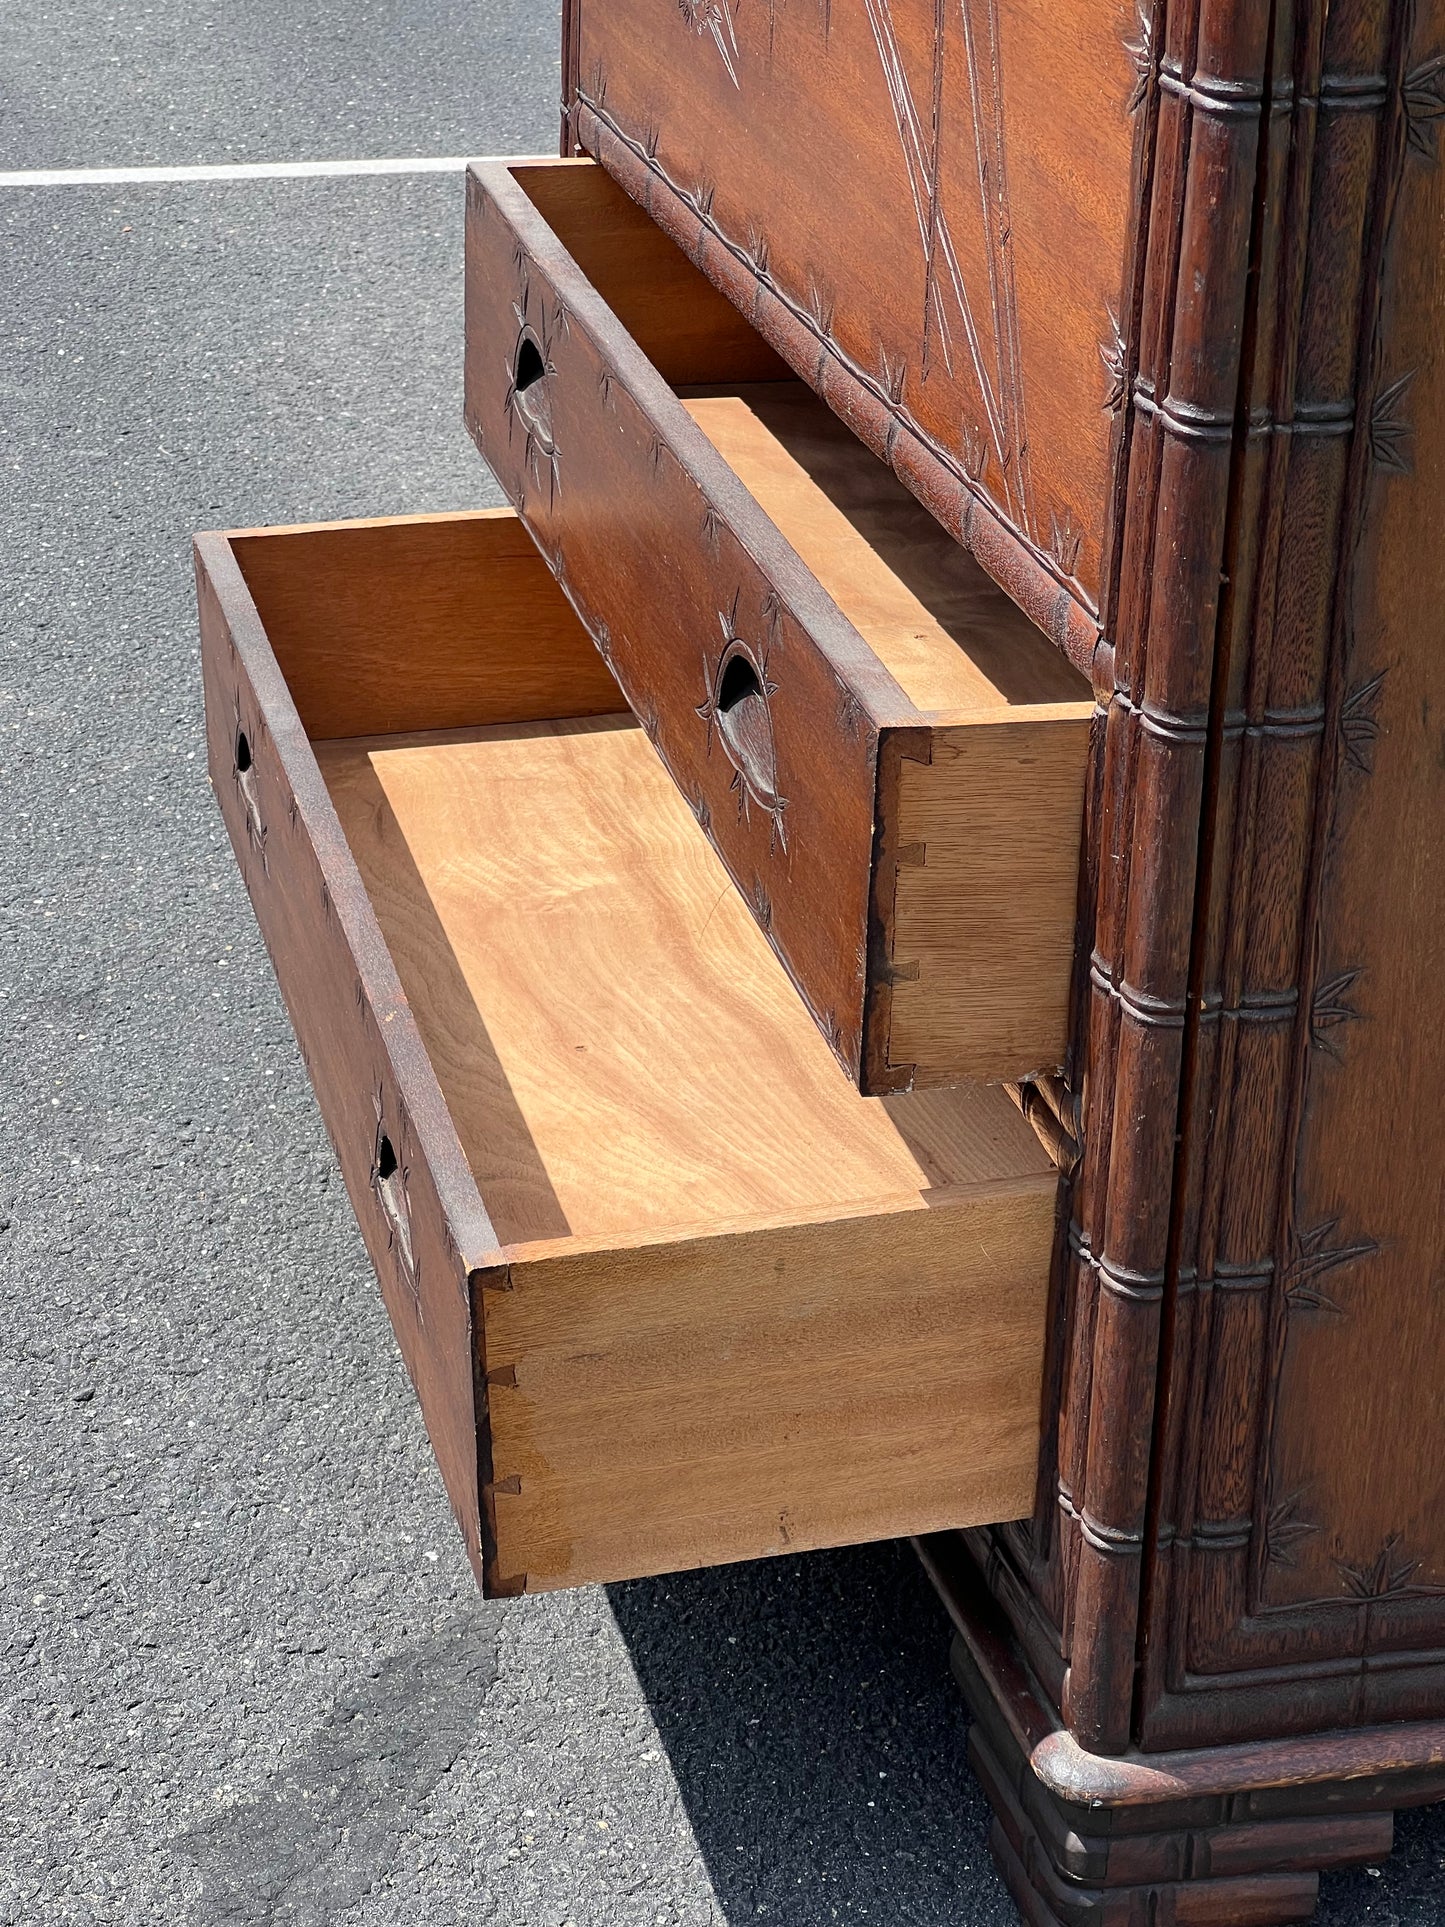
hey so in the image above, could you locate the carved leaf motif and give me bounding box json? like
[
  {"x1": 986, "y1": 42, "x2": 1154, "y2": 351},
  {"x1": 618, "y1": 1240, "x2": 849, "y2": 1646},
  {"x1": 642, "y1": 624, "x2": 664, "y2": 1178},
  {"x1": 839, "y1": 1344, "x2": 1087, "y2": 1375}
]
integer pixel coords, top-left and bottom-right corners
[
  {"x1": 1284, "y1": 1217, "x2": 1378, "y2": 1316},
  {"x1": 1125, "y1": 1, "x2": 1156, "y2": 114},
  {"x1": 869, "y1": 343, "x2": 903, "y2": 409},
  {"x1": 1100, "y1": 310, "x2": 1127, "y2": 413},
  {"x1": 1049, "y1": 506, "x2": 1082, "y2": 577},
  {"x1": 1266, "y1": 1493, "x2": 1319, "y2": 1568},
  {"x1": 1338, "y1": 1534, "x2": 1424, "y2": 1601},
  {"x1": 1310, "y1": 968, "x2": 1363, "y2": 1053},
  {"x1": 1340, "y1": 668, "x2": 1387, "y2": 774},
  {"x1": 862, "y1": 0, "x2": 1032, "y2": 529},
  {"x1": 678, "y1": 0, "x2": 742, "y2": 88},
  {"x1": 806, "y1": 275, "x2": 836, "y2": 337},
  {"x1": 961, "y1": 421, "x2": 989, "y2": 483},
  {"x1": 700, "y1": 503, "x2": 721, "y2": 553},
  {"x1": 1370, "y1": 371, "x2": 1415, "y2": 473},
  {"x1": 1404, "y1": 54, "x2": 1445, "y2": 159}
]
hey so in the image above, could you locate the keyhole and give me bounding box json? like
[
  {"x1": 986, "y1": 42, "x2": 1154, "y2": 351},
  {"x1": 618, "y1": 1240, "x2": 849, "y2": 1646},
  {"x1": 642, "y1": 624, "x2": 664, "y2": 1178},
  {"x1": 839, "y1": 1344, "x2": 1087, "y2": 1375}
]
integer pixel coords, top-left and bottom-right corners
[
  {"x1": 717, "y1": 654, "x2": 761, "y2": 714},
  {"x1": 235, "y1": 728, "x2": 252, "y2": 772},
  {"x1": 514, "y1": 335, "x2": 545, "y2": 393},
  {"x1": 712, "y1": 646, "x2": 780, "y2": 810}
]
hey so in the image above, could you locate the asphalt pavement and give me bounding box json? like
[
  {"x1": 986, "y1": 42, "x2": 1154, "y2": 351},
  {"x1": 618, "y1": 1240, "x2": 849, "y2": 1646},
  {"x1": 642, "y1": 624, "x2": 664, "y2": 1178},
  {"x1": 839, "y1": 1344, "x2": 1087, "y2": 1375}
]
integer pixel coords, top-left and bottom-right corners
[{"x1": 2, "y1": 6, "x2": 1442, "y2": 1924}]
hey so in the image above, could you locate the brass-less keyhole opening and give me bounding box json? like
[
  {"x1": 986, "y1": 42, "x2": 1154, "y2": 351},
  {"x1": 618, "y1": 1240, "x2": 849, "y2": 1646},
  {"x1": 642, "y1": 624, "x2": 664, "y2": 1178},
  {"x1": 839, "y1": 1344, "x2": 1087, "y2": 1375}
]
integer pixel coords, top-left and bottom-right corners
[
  {"x1": 717, "y1": 653, "x2": 761, "y2": 714},
  {"x1": 514, "y1": 335, "x2": 546, "y2": 393}
]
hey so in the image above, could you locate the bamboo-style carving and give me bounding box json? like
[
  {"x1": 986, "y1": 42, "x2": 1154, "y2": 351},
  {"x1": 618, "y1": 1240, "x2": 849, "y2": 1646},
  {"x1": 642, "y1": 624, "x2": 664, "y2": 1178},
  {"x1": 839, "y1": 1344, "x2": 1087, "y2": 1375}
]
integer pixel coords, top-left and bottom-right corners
[
  {"x1": 1124, "y1": 0, "x2": 1155, "y2": 116},
  {"x1": 1265, "y1": 1493, "x2": 1320, "y2": 1569},
  {"x1": 1309, "y1": 968, "x2": 1363, "y2": 1053},
  {"x1": 1283, "y1": 1219, "x2": 1378, "y2": 1317},
  {"x1": 1340, "y1": 669, "x2": 1388, "y2": 773},
  {"x1": 1337, "y1": 1534, "x2": 1427, "y2": 1601},
  {"x1": 969, "y1": 0, "x2": 1444, "y2": 1776},
  {"x1": 1404, "y1": 51, "x2": 1445, "y2": 154},
  {"x1": 1369, "y1": 369, "x2": 1416, "y2": 471},
  {"x1": 677, "y1": 0, "x2": 741, "y2": 87}
]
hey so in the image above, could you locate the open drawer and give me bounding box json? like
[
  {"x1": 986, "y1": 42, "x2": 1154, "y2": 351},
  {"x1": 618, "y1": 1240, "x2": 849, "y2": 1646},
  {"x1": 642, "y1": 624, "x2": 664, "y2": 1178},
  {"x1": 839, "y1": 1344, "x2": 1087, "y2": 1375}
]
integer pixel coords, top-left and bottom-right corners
[
  {"x1": 464, "y1": 157, "x2": 1094, "y2": 1095},
  {"x1": 196, "y1": 508, "x2": 1060, "y2": 1595}
]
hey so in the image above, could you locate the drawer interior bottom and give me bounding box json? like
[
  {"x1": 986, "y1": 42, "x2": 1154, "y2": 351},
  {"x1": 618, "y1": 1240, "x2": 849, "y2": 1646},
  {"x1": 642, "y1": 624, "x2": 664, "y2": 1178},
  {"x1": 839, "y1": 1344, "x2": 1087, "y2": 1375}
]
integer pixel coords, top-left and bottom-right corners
[{"x1": 315, "y1": 712, "x2": 1052, "y2": 1252}]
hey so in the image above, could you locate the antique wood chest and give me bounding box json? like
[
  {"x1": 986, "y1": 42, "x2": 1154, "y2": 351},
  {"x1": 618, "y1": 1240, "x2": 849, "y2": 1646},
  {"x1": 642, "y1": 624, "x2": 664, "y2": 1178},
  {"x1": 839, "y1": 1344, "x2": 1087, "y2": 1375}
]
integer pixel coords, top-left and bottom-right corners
[{"x1": 198, "y1": 0, "x2": 1445, "y2": 1917}]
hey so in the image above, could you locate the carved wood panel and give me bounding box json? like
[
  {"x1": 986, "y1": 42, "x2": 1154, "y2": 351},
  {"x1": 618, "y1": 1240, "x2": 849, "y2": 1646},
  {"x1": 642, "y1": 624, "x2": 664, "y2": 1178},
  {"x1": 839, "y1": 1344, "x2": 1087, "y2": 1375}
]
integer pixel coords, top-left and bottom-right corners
[{"x1": 568, "y1": 0, "x2": 1138, "y2": 627}]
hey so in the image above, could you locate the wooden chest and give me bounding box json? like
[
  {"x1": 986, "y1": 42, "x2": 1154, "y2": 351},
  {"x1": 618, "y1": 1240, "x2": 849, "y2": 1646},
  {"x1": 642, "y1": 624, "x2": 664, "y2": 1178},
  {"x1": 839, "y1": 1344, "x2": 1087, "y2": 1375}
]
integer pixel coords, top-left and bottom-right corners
[
  {"x1": 197, "y1": 506, "x2": 1061, "y2": 1595},
  {"x1": 198, "y1": 0, "x2": 1445, "y2": 1914},
  {"x1": 464, "y1": 158, "x2": 1093, "y2": 1092}
]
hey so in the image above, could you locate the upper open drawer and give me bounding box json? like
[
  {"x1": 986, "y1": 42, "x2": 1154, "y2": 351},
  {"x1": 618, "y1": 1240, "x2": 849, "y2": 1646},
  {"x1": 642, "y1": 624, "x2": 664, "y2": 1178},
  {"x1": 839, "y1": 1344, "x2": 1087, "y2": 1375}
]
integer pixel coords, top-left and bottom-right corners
[
  {"x1": 464, "y1": 158, "x2": 1093, "y2": 1095},
  {"x1": 196, "y1": 508, "x2": 1059, "y2": 1596}
]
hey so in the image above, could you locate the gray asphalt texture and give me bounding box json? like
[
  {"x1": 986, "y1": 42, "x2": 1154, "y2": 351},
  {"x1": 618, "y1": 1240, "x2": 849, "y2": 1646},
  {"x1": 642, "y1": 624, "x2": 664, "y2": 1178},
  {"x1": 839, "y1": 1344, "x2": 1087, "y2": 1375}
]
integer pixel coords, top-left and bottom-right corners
[{"x1": 1, "y1": 6, "x2": 1442, "y2": 1924}]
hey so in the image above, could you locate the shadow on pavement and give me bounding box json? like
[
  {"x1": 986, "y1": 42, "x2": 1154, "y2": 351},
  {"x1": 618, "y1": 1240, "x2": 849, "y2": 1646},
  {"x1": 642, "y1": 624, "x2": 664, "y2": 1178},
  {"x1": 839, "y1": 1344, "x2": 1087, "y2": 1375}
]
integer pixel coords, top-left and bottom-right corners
[{"x1": 607, "y1": 1538, "x2": 1012, "y2": 1926}]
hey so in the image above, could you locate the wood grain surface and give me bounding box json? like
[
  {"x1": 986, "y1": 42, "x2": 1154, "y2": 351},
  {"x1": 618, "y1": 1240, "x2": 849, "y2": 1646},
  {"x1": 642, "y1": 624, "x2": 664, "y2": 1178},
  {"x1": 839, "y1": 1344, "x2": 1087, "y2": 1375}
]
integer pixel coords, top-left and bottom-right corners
[
  {"x1": 464, "y1": 157, "x2": 1092, "y2": 1091},
  {"x1": 682, "y1": 387, "x2": 1082, "y2": 714},
  {"x1": 315, "y1": 716, "x2": 1053, "y2": 1242},
  {"x1": 229, "y1": 508, "x2": 622, "y2": 741},
  {"x1": 567, "y1": 0, "x2": 1139, "y2": 660},
  {"x1": 200, "y1": 506, "x2": 1062, "y2": 1599},
  {"x1": 317, "y1": 713, "x2": 1058, "y2": 1593}
]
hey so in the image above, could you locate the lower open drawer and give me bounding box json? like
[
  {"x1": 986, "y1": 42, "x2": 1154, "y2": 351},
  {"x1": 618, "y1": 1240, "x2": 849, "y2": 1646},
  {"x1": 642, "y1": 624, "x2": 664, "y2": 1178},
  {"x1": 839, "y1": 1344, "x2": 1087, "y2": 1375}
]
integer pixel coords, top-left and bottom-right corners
[{"x1": 196, "y1": 507, "x2": 1059, "y2": 1595}]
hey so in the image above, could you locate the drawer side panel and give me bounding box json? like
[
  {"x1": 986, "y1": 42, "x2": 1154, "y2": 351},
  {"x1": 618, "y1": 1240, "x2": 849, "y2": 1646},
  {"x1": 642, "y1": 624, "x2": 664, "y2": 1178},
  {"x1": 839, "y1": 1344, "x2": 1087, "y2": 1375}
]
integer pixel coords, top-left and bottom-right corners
[
  {"x1": 196, "y1": 536, "x2": 498, "y2": 1589},
  {"x1": 465, "y1": 163, "x2": 892, "y2": 1083}
]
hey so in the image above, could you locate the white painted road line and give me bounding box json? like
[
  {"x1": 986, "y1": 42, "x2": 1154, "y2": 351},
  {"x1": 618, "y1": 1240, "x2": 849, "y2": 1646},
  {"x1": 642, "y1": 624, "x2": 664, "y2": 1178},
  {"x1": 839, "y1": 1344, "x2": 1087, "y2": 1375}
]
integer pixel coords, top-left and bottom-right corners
[{"x1": 0, "y1": 156, "x2": 479, "y2": 187}]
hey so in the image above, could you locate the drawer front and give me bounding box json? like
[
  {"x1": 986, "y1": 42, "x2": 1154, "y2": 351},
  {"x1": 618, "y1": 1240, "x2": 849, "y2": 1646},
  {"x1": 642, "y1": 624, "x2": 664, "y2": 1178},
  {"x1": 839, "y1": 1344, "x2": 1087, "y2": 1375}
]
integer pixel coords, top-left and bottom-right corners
[
  {"x1": 196, "y1": 536, "x2": 499, "y2": 1589},
  {"x1": 465, "y1": 163, "x2": 907, "y2": 1082}
]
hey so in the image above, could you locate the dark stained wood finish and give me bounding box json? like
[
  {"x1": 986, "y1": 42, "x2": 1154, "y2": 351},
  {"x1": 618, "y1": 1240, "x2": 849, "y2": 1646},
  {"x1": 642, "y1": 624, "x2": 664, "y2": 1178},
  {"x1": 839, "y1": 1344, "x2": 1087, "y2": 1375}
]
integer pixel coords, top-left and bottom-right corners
[
  {"x1": 198, "y1": 507, "x2": 1066, "y2": 1597},
  {"x1": 852, "y1": 0, "x2": 1445, "y2": 1913},
  {"x1": 464, "y1": 156, "x2": 1093, "y2": 1092},
  {"x1": 196, "y1": 0, "x2": 1445, "y2": 1896},
  {"x1": 564, "y1": 0, "x2": 1139, "y2": 660},
  {"x1": 968, "y1": 0, "x2": 1445, "y2": 1757},
  {"x1": 921, "y1": 1533, "x2": 1441, "y2": 1925}
]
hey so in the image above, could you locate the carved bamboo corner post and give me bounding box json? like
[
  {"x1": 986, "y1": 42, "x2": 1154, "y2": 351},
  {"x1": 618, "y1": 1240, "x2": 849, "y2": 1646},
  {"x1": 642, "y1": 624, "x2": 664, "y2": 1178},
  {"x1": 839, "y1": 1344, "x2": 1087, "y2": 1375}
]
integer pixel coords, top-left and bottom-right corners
[{"x1": 943, "y1": 0, "x2": 1445, "y2": 1918}]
